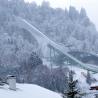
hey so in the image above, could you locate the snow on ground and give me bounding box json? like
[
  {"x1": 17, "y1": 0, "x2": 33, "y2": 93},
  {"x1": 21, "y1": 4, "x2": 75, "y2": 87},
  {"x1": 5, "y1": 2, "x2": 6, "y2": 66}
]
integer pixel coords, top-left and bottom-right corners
[
  {"x1": 68, "y1": 66, "x2": 90, "y2": 90},
  {"x1": 69, "y1": 66, "x2": 98, "y2": 98},
  {"x1": 0, "y1": 84, "x2": 62, "y2": 98}
]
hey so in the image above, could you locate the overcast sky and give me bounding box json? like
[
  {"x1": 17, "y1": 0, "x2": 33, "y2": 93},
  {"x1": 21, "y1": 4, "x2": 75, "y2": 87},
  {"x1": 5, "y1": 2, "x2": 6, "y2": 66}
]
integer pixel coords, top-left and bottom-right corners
[{"x1": 25, "y1": 0, "x2": 98, "y2": 30}]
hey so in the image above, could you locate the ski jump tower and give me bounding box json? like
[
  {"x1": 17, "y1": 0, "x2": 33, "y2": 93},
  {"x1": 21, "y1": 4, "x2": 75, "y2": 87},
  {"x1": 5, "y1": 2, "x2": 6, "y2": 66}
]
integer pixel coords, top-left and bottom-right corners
[{"x1": 14, "y1": 16, "x2": 98, "y2": 73}]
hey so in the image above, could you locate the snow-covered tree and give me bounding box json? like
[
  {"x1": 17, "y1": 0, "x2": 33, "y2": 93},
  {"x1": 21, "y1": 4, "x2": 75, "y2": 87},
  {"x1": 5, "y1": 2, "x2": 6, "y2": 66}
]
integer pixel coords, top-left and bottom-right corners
[{"x1": 86, "y1": 71, "x2": 92, "y2": 85}]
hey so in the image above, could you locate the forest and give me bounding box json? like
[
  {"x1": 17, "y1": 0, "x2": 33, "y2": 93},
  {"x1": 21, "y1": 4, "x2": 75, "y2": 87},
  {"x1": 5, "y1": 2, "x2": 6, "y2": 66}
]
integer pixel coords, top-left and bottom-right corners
[{"x1": 0, "y1": 0, "x2": 98, "y2": 93}]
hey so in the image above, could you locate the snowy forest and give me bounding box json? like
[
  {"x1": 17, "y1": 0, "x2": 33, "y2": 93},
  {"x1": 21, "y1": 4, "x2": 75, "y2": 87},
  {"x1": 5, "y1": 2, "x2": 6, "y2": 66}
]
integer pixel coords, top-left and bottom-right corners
[{"x1": 0, "y1": 0, "x2": 98, "y2": 95}]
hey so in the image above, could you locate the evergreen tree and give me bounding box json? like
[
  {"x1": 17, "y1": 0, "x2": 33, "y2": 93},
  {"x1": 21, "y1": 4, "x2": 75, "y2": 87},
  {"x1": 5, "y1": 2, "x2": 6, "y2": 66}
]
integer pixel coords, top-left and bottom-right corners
[
  {"x1": 86, "y1": 71, "x2": 92, "y2": 85},
  {"x1": 63, "y1": 70, "x2": 81, "y2": 98}
]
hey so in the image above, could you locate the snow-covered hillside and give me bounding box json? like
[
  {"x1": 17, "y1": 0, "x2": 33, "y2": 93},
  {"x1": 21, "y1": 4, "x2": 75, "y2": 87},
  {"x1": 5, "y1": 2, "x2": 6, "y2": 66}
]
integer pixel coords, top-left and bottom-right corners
[
  {"x1": 69, "y1": 67, "x2": 98, "y2": 98},
  {"x1": 0, "y1": 84, "x2": 62, "y2": 98}
]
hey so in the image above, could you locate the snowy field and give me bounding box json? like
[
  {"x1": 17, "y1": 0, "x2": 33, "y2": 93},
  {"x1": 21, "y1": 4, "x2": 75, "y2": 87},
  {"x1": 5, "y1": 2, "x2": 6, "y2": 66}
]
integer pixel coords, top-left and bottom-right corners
[{"x1": 0, "y1": 84, "x2": 62, "y2": 98}]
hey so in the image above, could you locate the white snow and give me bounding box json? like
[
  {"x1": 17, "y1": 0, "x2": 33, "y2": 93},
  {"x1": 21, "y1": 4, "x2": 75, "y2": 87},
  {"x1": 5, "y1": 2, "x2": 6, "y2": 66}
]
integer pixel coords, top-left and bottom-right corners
[
  {"x1": 0, "y1": 84, "x2": 62, "y2": 98},
  {"x1": 68, "y1": 66, "x2": 89, "y2": 89}
]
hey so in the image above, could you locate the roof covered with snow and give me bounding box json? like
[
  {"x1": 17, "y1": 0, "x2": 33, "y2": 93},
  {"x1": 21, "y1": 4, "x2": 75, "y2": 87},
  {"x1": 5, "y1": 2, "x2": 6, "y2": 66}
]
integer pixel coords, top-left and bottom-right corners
[{"x1": 0, "y1": 84, "x2": 62, "y2": 98}]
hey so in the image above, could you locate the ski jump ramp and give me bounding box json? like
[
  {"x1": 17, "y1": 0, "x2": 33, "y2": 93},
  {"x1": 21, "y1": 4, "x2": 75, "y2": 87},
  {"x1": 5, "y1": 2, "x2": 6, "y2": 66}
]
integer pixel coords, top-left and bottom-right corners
[{"x1": 14, "y1": 17, "x2": 98, "y2": 73}]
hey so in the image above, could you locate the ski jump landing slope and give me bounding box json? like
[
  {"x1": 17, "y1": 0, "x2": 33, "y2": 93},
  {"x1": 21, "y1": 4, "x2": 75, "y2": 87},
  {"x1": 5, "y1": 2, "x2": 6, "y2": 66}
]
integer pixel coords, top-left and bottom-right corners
[{"x1": 14, "y1": 17, "x2": 98, "y2": 73}]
